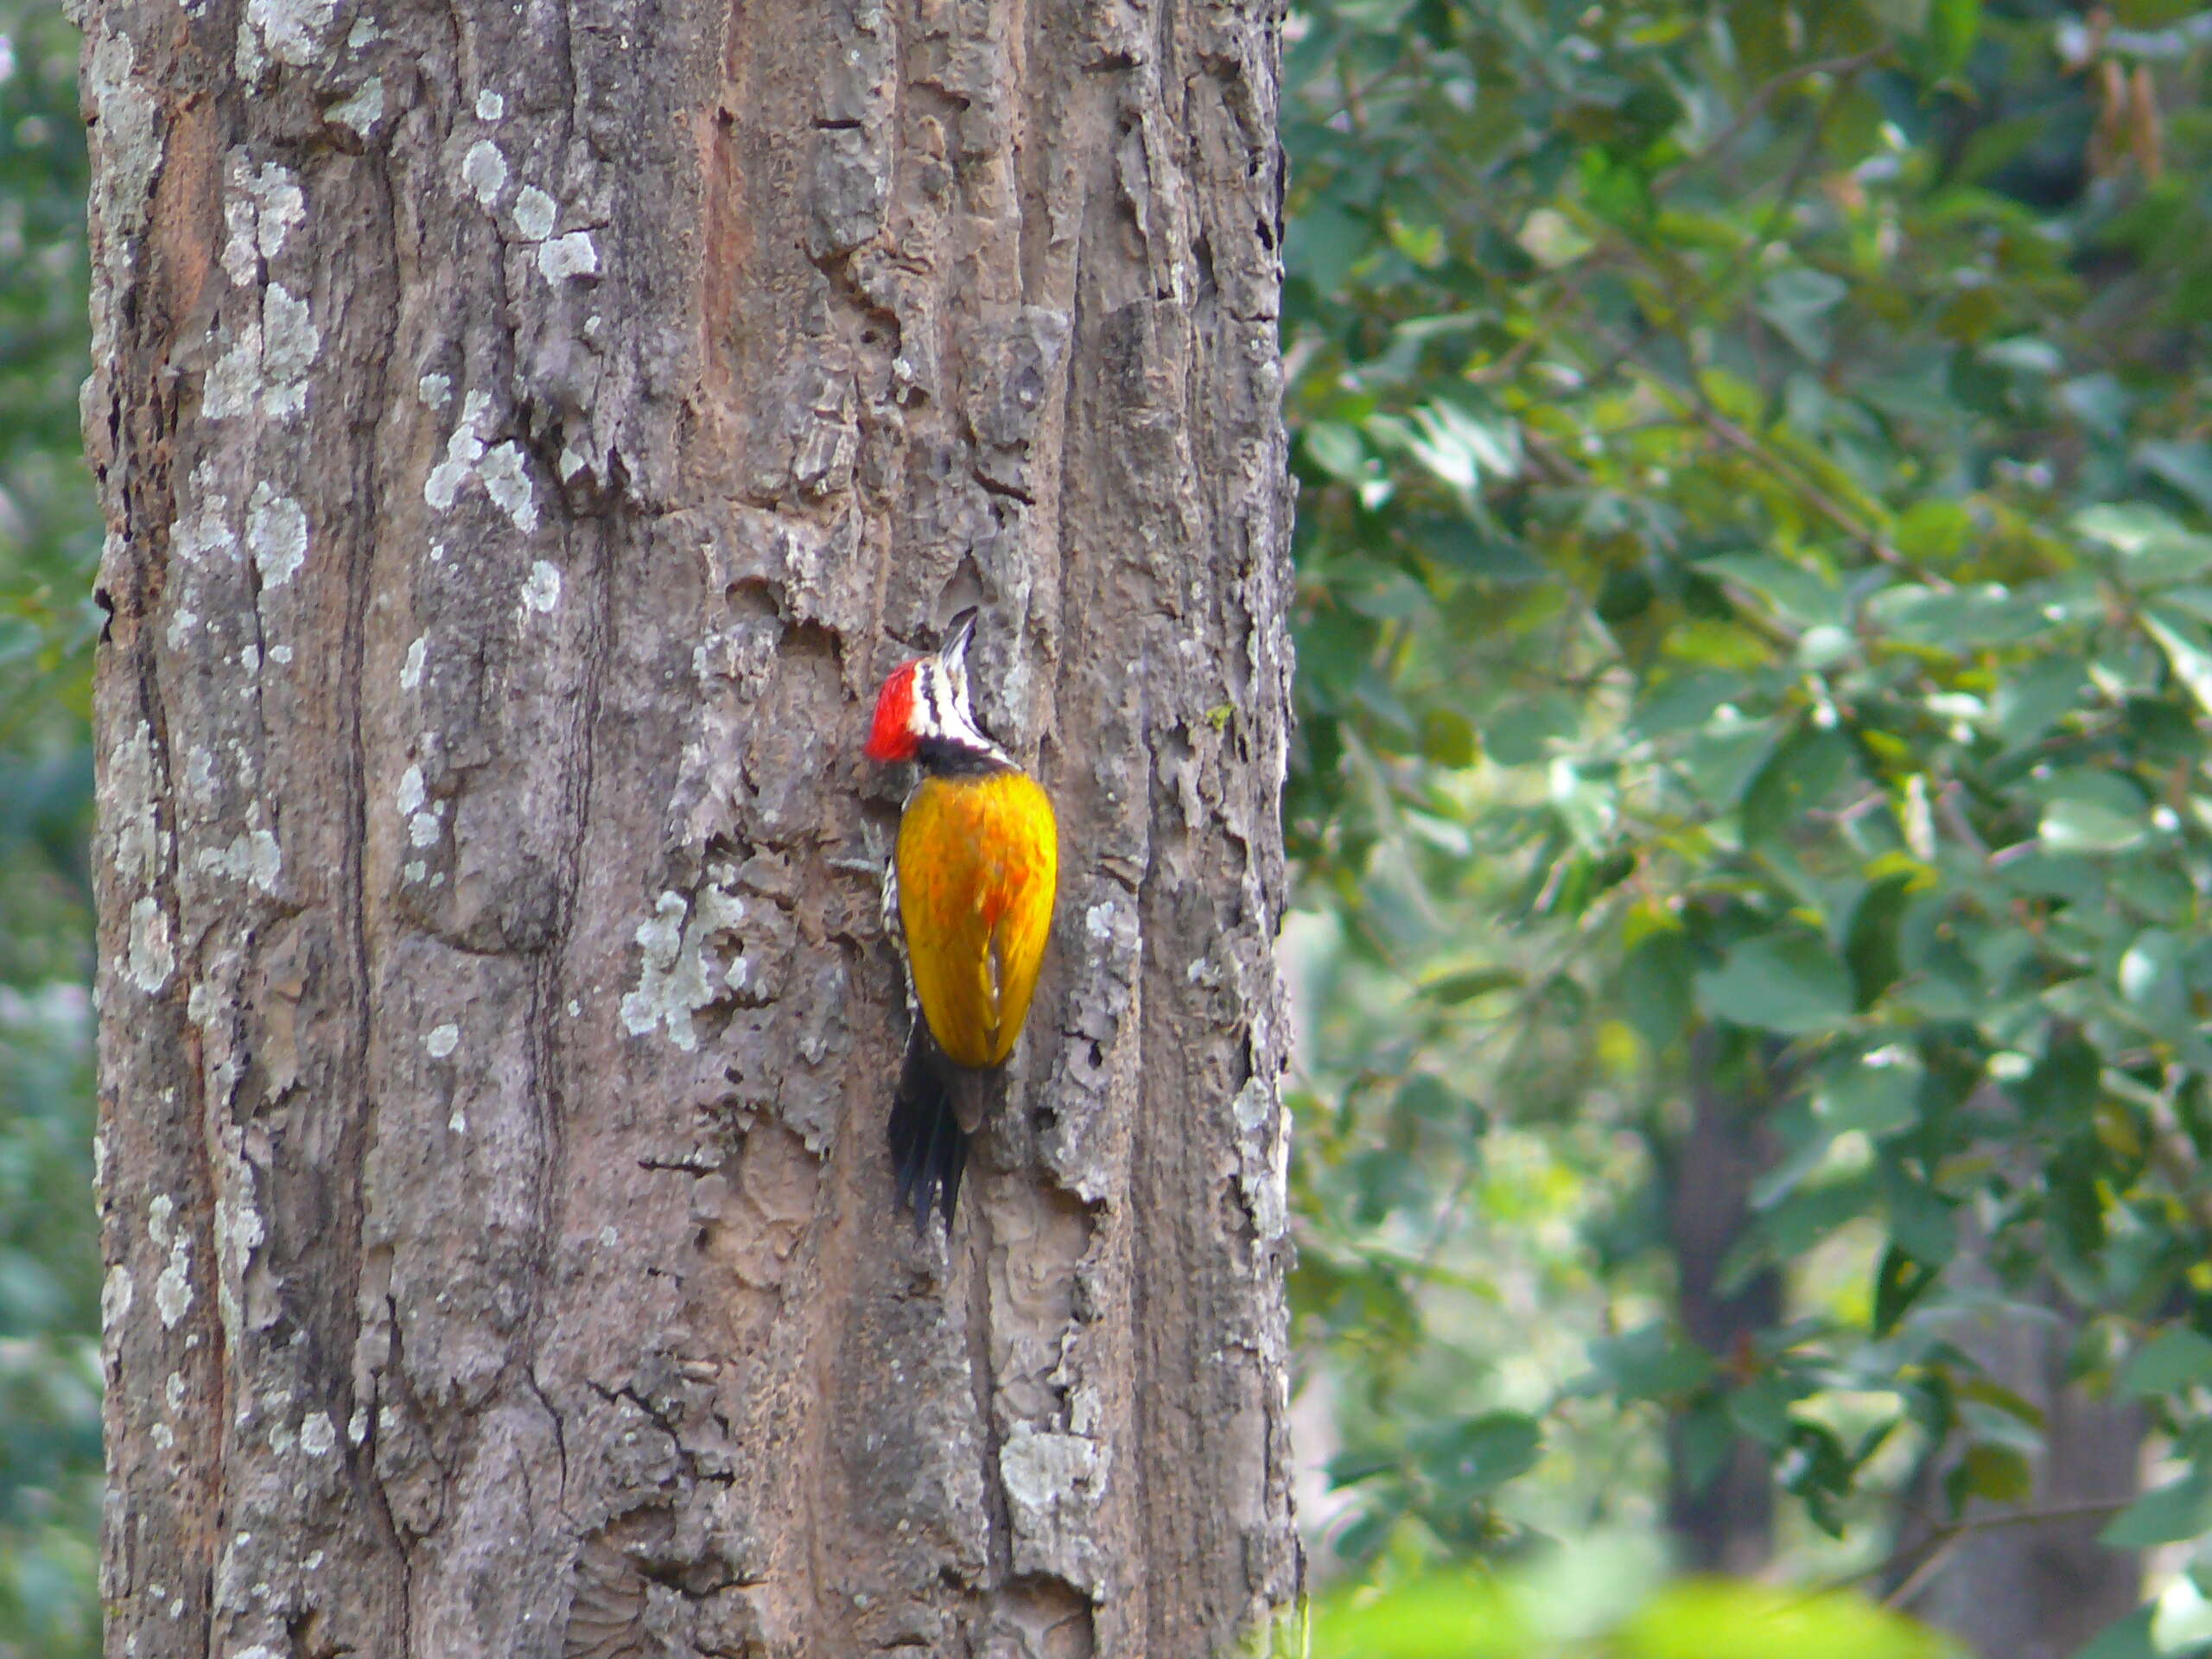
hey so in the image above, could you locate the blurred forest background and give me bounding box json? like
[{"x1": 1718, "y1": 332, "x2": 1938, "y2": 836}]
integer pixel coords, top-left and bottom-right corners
[{"x1": 6, "y1": 2, "x2": 2212, "y2": 1656}]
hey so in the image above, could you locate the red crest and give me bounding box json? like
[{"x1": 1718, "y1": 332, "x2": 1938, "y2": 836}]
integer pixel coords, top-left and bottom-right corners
[{"x1": 864, "y1": 661, "x2": 923, "y2": 761}]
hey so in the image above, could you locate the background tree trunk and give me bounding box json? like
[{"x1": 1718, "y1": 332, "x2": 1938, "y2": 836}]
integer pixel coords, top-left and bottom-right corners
[
  {"x1": 1659, "y1": 1027, "x2": 1782, "y2": 1576},
  {"x1": 80, "y1": 0, "x2": 1299, "y2": 1652},
  {"x1": 1888, "y1": 1266, "x2": 2145, "y2": 1659}
]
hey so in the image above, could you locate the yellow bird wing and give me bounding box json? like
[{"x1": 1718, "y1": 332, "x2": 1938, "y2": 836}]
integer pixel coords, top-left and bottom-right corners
[{"x1": 895, "y1": 770, "x2": 1058, "y2": 1069}]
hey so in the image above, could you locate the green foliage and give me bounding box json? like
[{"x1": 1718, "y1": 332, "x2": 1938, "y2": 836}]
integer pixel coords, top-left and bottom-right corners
[
  {"x1": 0, "y1": 0, "x2": 100, "y2": 1653},
  {"x1": 1283, "y1": 0, "x2": 2212, "y2": 1634},
  {"x1": 1311, "y1": 1558, "x2": 1965, "y2": 1658},
  {"x1": 0, "y1": 986, "x2": 96, "y2": 1656}
]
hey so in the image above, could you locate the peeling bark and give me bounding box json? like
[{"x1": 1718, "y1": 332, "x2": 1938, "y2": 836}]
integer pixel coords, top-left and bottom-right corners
[{"x1": 81, "y1": 0, "x2": 1298, "y2": 1653}]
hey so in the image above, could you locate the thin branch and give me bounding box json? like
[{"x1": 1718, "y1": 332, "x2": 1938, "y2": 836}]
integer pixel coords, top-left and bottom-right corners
[
  {"x1": 1892, "y1": 1497, "x2": 2137, "y2": 1605},
  {"x1": 1654, "y1": 48, "x2": 1895, "y2": 195},
  {"x1": 1668, "y1": 375, "x2": 1918, "y2": 575},
  {"x1": 1812, "y1": 1496, "x2": 2136, "y2": 1609},
  {"x1": 1932, "y1": 779, "x2": 1991, "y2": 861},
  {"x1": 1584, "y1": 57, "x2": 1881, "y2": 407},
  {"x1": 1464, "y1": 263, "x2": 1605, "y2": 388},
  {"x1": 1882, "y1": 1534, "x2": 1960, "y2": 1611}
]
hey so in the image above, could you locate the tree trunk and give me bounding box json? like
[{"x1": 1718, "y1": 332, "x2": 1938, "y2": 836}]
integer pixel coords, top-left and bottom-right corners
[
  {"x1": 1890, "y1": 1268, "x2": 2144, "y2": 1659},
  {"x1": 80, "y1": 0, "x2": 1299, "y2": 1652},
  {"x1": 1661, "y1": 1026, "x2": 1782, "y2": 1576}
]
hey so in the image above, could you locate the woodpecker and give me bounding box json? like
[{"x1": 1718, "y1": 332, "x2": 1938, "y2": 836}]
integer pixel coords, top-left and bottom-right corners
[{"x1": 863, "y1": 609, "x2": 1058, "y2": 1231}]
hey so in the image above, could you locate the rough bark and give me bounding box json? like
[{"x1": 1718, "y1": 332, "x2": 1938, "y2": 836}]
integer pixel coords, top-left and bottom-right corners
[{"x1": 80, "y1": 0, "x2": 1298, "y2": 1653}]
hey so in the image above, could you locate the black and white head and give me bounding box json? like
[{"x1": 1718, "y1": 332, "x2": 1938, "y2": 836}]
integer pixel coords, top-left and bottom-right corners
[{"x1": 863, "y1": 610, "x2": 1013, "y2": 772}]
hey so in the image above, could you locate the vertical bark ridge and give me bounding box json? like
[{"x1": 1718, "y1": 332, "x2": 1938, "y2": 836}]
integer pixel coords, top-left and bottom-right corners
[{"x1": 340, "y1": 151, "x2": 410, "y2": 1654}]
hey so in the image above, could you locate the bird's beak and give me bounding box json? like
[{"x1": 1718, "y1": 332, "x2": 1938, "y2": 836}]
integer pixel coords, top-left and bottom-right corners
[{"x1": 939, "y1": 608, "x2": 979, "y2": 675}]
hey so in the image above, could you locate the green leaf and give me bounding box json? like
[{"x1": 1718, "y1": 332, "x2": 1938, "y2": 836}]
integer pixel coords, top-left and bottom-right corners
[
  {"x1": 1751, "y1": 1125, "x2": 1842, "y2": 1210},
  {"x1": 2037, "y1": 771, "x2": 2152, "y2": 855},
  {"x1": 1742, "y1": 729, "x2": 1858, "y2": 850},
  {"x1": 1311, "y1": 1573, "x2": 1526, "y2": 1659},
  {"x1": 1286, "y1": 198, "x2": 1367, "y2": 296},
  {"x1": 1864, "y1": 582, "x2": 2044, "y2": 648},
  {"x1": 1700, "y1": 554, "x2": 1847, "y2": 628},
  {"x1": 1674, "y1": 1397, "x2": 1738, "y2": 1497},
  {"x1": 2118, "y1": 928, "x2": 2189, "y2": 1033},
  {"x1": 2124, "y1": 1327, "x2": 2212, "y2": 1396},
  {"x1": 1305, "y1": 421, "x2": 1370, "y2": 484},
  {"x1": 1992, "y1": 656, "x2": 2088, "y2": 749},
  {"x1": 1675, "y1": 717, "x2": 1783, "y2": 811},
  {"x1": 1344, "y1": 567, "x2": 1433, "y2": 621},
  {"x1": 1633, "y1": 673, "x2": 1736, "y2": 738},
  {"x1": 1727, "y1": 1375, "x2": 1796, "y2": 1447},
  {"x1": 1409, "y1": 516, "x2": 1542, "y2": 583},
  {"x1": 1325, "y1": 1446, "x2": 1401, "y2": 1488},
  {"x1": 1385, "y1": 210, "x2": 1445, "y2": 270},
  {"x1": 1797, "y1": 625, "x2": 1856, "y2": 670},
  {"x1": 1621, "y1": 927, "x2": 1694, "y2": 1054},
  {"x1": 1878, "y1": 1160, "x2": 1957, "y2": 1266},
  {"x1": 1327, "y1": 1499, "x2": 1405, "y2": 1575},
  {"x1": 1844, "y1": 877, "x2": 1913, "y2": 1008},
  {"x1": 1696, "y1": 933, "x2": 1857, "y2": 1036},
  {"x1": 1416, "y1": 1410, "x2": 1544, "y2": 1499},
  {"x1": 1994, "y1": 849, "x2": 2101, "y2": 903},
  {"x1": 1418, "y1": 966, "x2": 1520, "y2": 1004},
  {"x1": 2141, "y1": 607, "x2": 2212, "y2": 715},
  {"x1": 1873, "y1": 1245, "x2": 1940, "y2": 1336},
  {"x1": 2074, "y1": 1607, "x2": 2159, "y2": 1659},
  {"x1": 1892, "y1": 499, "x2": 1973, "y2": 564},
  {"x1": 1517, "y1": 206, "x2": 1592, "y2": 268},
  {"x1": 1960, "y1": 1442, "x2": 2031, "y2": 1505},
  {"x1": 2152, "y1": 583, "x2": 2212, "y2": 626},
  {"x1": 1959, "y1": 1375, "x2": 2046, "y2": 1433},
  {"x1": 1404, "y1": 403, "x2": 1518, "y2": 493},
  {"x1": 2100, "y1": 1470, "x2": 2212, "y2": 1548},
  {"x1": 2076, "y1": 503, "x2": 2212, "y2": 585},
  {"x1": 1394, "y1": 1074, "x2": 1484, "y2": 1139},
  {"x1": 1758, "y1": 269, "x2": 1849, "y2": 362},
  {"x1": 1419, "y1": 709, "x2": 1479, "y2": 767},
  {"x1": 2139, "y1": 440, "x2": 2212, "y2": 517},
  {"x1": 1816, "y1": 1053, "x2": 1923, "y2": 1139},
  {"x1": 1550, "y1": 760, "x2": 1616, "y2": 852},
  {"x1": 1586, "y1": 1321, "x2": 1715, "y2": 1402},
  {"x1": 1921, "y1": 0, "x2": 1980, "y2": 79},
  {"x1": 2060, "y1": 371, "x2": 2128, "y2": 436},
  {"x1": 1766, "y1": 1178, "x2": 1878, "y2": 1268},
  {"x1": 1483, "y1": 694, "x2": 1579, "y2": 766}
]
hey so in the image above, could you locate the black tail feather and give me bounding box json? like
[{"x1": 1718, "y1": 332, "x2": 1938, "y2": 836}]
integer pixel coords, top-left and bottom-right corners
[{"x1": 888, "y1": 1031, "x2": 969, "y2": 1235}]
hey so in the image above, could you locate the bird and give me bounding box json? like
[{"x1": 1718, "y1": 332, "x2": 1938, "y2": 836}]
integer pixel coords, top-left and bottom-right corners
[{"x1": 863, "y1": 609, "x2": 1058, "y2": 1232}]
